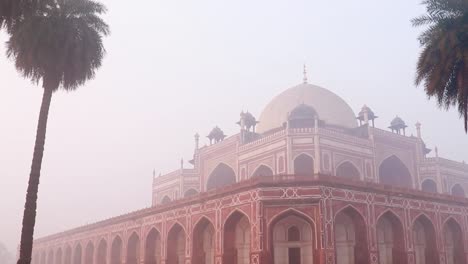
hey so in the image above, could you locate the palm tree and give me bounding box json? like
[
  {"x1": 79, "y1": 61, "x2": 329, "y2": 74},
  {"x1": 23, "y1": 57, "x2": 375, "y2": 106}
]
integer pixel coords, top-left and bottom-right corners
[
  {"x1": 413, "y1": 0, "x2": 468, "y2": 131},
  {"x1": 7, "y1": 1, "x2": 109, "y2": 263}
]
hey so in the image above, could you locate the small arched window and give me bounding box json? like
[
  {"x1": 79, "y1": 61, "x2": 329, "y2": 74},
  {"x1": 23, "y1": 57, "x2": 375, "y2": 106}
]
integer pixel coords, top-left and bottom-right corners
[
  {"x1": 161, "y1": 196, "x2": 171, "y2": 205},
  {"x1": 421, "y1": 179, "x2": 437, "y2": 193},
  {"x1": 294, "y1": 154, "x2": 314, "y2": 177},
  {"x1": 452, "y1": 184, "x2": 466, "y2": 197}
]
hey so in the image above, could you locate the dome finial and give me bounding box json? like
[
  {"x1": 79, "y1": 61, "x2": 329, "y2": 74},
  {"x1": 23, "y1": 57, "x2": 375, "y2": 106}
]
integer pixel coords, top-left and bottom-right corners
[{"x1": 303, "y1": 64, "x2": 308, "y2": 84}]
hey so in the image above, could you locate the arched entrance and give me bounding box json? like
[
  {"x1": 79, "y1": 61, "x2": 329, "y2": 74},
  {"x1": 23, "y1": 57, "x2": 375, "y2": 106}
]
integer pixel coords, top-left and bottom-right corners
[
  {"x1": 206, "y1": 163, "x2": 236, "y2": 190},
  {"x1": 55, "y1": 249, "x2": 63, "y2": 264},
  {"x1": 421, "y1": 179, "x2": 437, "y2": 193},
  {"x1": 73, "y1": 244, "x2": 82, "y2": 264},
  {"x1": 64, "y1": 246, "x2": 72, "y2": 264},
  {"x1": 111, "y1": 236, "x2": 123, "y2": 264},
  {"x1": 127, "y1": 232, "x2": 140, "y2": 264},
  {"x1": 223, "y1": 211, "x2": 251, "y2": 264},
  {"x1": 294, "y1": 154, "x2": 314, "y2": 177},
  {"x1": 334, "y1": 207, "x2": 369, "y2": 264},
  {"x1": 251, "y1": 165, "x2": 274, "y2": 178},
  {"x1": 166, "y1": 223, "x2": 186, "y2": 264},
  {"x1": 451, "y1": 184, "x2": 465, "y2": 197},
  {"x1": 376, "y1": 212, "x2": 406, "y2": 264},
  {"x1": 413, "y1": 215, "x2": 439, "y2": 264},
  {"x1": 270, "y1": 212, "x2": 314, "y2": 264},
  {"x1": 84, "y1": 242, "x2": 94, "y2": 264},
  {"x1": 443, "y1": 219, "x2": 466, "y2": 264},
  {"x1": 96, "y1": 239, "x2": 107, "y2": 264},
  {"x1": 145, "y1": 228, "x2": 162, "y2": 264},
  {"x1": 336, "y1": 162, "x2": 360, "y2": 179},
  {"x1": 192, "y1": 218, "x2": 215, "y2": 264},
  {"x1": 379, "y1": 156, "x2": 412, "y2": 188}
]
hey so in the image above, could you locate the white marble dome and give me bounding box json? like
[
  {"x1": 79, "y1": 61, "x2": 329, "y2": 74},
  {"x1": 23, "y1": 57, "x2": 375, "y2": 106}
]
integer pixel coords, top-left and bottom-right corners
[{"x1": 257, "y1": 83, "x2": 358, "y2": 133}]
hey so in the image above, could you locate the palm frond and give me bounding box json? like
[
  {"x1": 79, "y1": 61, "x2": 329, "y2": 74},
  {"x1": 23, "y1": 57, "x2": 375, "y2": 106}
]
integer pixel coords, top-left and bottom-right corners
[
  {"x1": 6, "y1": 0, "x2": 109, "y2": 91},
  {"x1": 415, "y1": 0, "x2": 468, "y2": 131}
]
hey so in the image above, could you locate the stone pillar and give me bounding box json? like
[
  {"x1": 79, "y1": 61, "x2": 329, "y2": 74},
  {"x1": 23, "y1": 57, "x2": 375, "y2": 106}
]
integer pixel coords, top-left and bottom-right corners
[
  {"x1": 368, "y1": 204, "x2": 379, "y2": 264},
  {"x1": 434, "y1": 147, "x2": 444, "y2": 193},
  {"x1": 363, "y1": 106, "x2": 369, "y2": 125},
  {"x1": 314, "y1": 116, "x2": 321, "y2": 175},
  {"x1": 71, "y1": 246, "x2": 75, "y2": 264},
  {"x1": 286, "y1": 119, "x2": 294, "y2": 174},
  {"x1": 122, "y1": 235, "x2": 127, "y2": 264},
  {"x1": 93, "y1": 241, "x2": 98, "y2": 264},
  {"x1": 415, "y1": 122, "x2": 422, "y2": 139},
  {"x1": 106, "y1": 235, "x2": 111, "y2": 264},
  {"x1": 161, "y1": 216, "x2": 168, "y2": 264},
  {"x1": 140, "y1": 230, "x2": 145, "y2": 264}
]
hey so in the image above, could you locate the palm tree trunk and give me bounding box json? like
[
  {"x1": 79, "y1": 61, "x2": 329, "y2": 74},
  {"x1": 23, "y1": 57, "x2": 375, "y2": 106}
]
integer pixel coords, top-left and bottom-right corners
[{"x1": 17, "y1": 85, "x2": 54, "y2": 264}]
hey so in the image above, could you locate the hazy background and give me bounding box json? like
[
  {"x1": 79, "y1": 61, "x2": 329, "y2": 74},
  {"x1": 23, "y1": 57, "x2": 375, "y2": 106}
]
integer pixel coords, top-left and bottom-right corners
[{"x1": 1, "y1": 0, "x2": 467, "y2": 254}]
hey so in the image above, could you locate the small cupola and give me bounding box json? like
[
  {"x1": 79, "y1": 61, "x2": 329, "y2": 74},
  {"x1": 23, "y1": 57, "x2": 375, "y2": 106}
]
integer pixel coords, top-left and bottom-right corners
[
  {"x1": 357, "y1": 105, "x2": 377, "y2": 127},
  {"x1": 389, "y1": 116, "x2": 407, "y2": 135},
  {"x1": 237, "y1": 111, "x2": 258, "y2": 132},
  {"x1": 207, "y1": 126, "x2": 226, "y2": 145}
]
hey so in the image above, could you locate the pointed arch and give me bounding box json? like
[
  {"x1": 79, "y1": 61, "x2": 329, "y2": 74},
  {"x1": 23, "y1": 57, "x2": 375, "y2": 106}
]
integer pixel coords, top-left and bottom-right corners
[
  {"x1": 64, "y1": 245, "x2": 72, "y2": 264},
  {"x1": 84, "y1": 241, "x2": 94, "y2": 264},
  {"x1": 184, "y1": 188, "x2": 199, "y2": 197},
  {"x1": 206, "y1": 163, "x2": 236, "y2": 190},
  {"x1": 223, "y1": 210, "x2": 251, "y2": 264},
  {"x1": 55, "y1": 248, "x2": 63, "y2": 264},
  {"x1": 127, "y1": 232, "x2": 140, "y2": 264},
  {"x1": 336, "y1": 161, "x2": 361, "y2": 179},
  {"x1": 145, "y1": 227, "x2": 162, "y2": 264},
  {"x1": 166, "y1": 223, "x2": 186, "y2": 264},
  {"x1": 412, "y1": 214, "x2": 439, "y2": 264},
  {"x1": 376, "y1": 211, "x2": 406, "y2": 264},
  {"x1": 421, "y1": 179, "x2": 437, "y2": 193},
  {"x1": 268, "y1": 208, "x2": 316, "y2": 264},
  {"x1": 192, "y1": 217, "x2": 215, "y2": 264},
  {"x1": 451, "y1": 184, "x2": 465, "y2": 197},
  {"x1": 443, "y1": 218, "x2": 466, "y2": 264},
  {"x1": 73, "y1": 244, "x2": 82, "y2": 264},
  {"x1": 334, "y1": 206, "x2": 369, "y2": 264},
  {"x1": 84, "y1": 242, "x2": 94, "y2": 264},
  {"x1": 251, "y1": 164, "x2": 274, "y2": 178},
  {"x1": 379, "y1": 155, "x2": 412, "y2": 188},
  {"x1": 293, "y1": 153, "x2": 314, "y2": 177},
  {"x1": 96, "y1": 239, "x2": 107, "y2": 264},
  {"x1": 111, "y1": 235, "x2": 123, "y2": 264}
]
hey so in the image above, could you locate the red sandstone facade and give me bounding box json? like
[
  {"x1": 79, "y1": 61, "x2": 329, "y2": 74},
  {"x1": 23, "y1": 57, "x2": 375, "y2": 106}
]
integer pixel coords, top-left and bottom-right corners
[{"x1": 30, "y1": 79, "x2": 468, "y2": 264}]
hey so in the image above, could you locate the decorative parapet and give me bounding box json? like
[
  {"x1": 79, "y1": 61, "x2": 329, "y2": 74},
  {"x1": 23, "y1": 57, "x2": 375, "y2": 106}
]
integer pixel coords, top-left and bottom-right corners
[
  {"x1": 318, "y1": 127, "x2": 372, "y2": 147},
  {"x1": 371, "y1": 127, "x2": 419, "y2": 143},
  {"x1": 421, "y1": 157, "x2": 468, "y2": 173},
  {"x1": 238, "y1": 129, "x2": 285, "y2": 152}
]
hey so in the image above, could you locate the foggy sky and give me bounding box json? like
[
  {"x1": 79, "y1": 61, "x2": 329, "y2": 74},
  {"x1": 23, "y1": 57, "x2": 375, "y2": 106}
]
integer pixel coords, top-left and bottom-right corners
[{"x1": 1, "y1": 0, "x2": 467, "y2": 253}]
